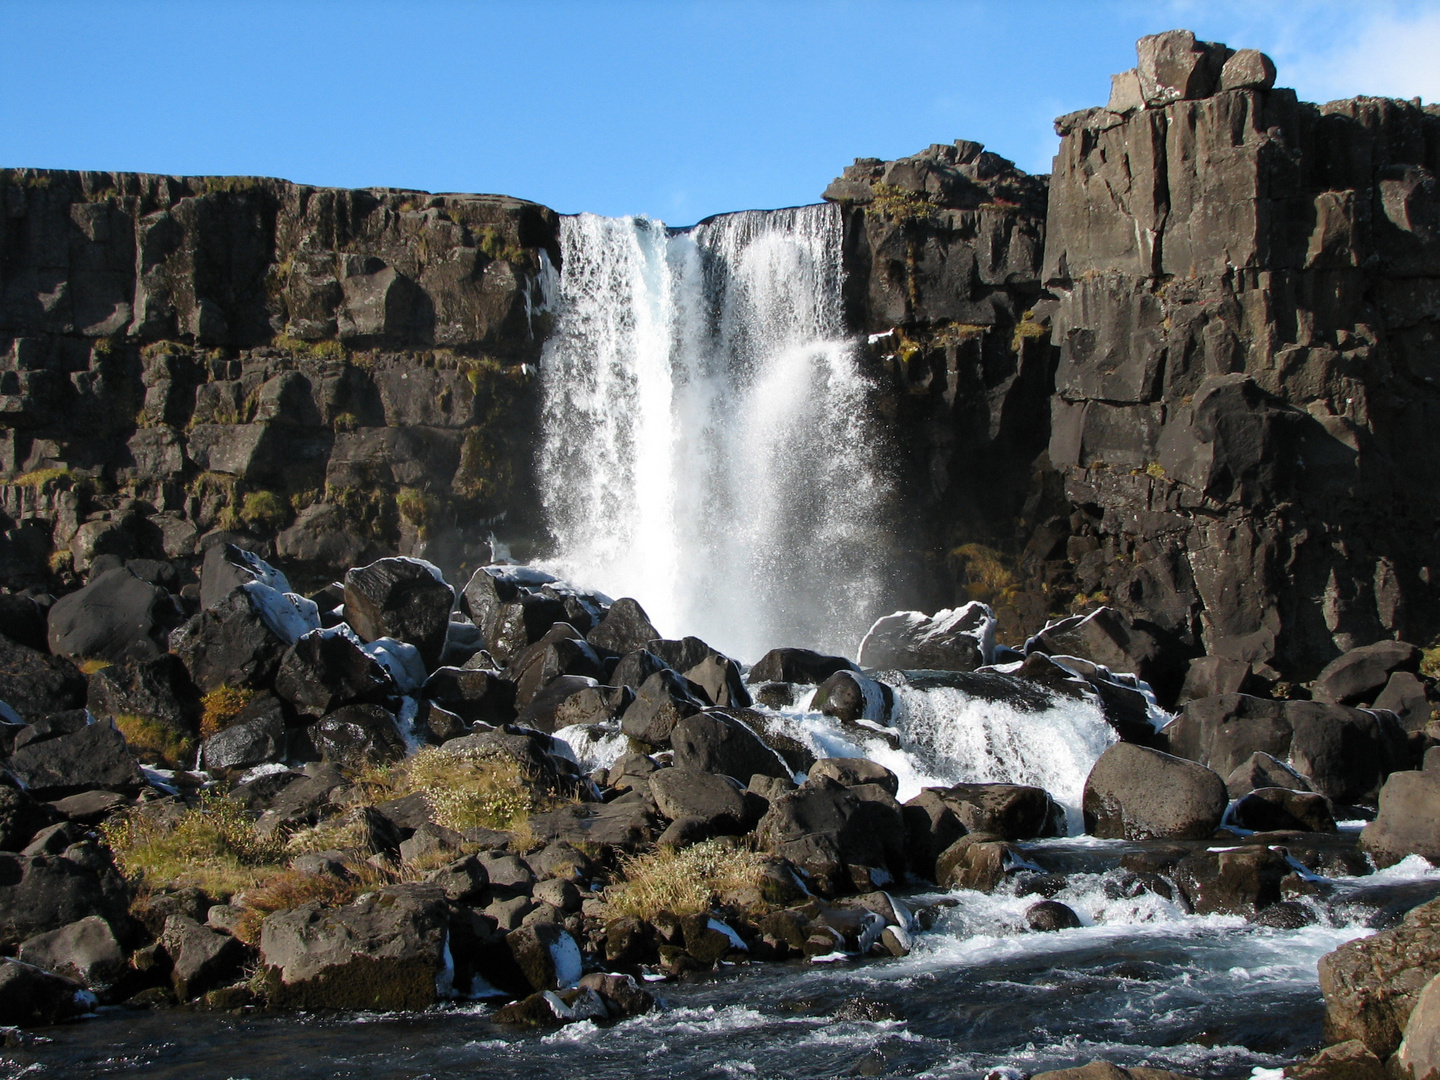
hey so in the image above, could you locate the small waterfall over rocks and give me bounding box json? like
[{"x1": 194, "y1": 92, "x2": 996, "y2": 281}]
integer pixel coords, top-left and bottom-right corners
[{"x1": 537, "y1": 204, "x2": 892, "y2": 663}]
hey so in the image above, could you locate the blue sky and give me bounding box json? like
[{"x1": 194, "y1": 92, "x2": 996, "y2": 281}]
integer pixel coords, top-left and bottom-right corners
[{"x1": 2, "y1": 1, "x2": 1438, "y2": 225}]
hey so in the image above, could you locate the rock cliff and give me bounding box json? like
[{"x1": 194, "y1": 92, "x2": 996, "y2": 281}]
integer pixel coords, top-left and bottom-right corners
[
  {"x1": 830, "y1": 29, "x2": 1440, "y2": 687},
  {"x1": 3, "y1": 29, "x2": 1438, "y2": 686},
  {"x1": 0, "y1": 171, "x2": 558, "y2": 590}
]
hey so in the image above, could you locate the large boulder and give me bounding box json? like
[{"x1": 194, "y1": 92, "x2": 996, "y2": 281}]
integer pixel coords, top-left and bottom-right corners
[
  {"x1": 0, "y1": 957, "x2": 93, "y2": 1026},
  {"x1": 8, "y1": 717, "x2": 146, "y2": 796},
  {"x1": 619, "y1": 669, "x2": 709, "y2": 747},
  {"x1": 169, "y1": 587, "x2": 288, "y2": 692},
  {"x1": 422, "y1": 667, "x2": 517, "y2": 727},
  {"x1": 46, "y1": 567, "x2": 182, "y2": 663},
  {"x1": 460, "y1": 568, "x2": 567, "y2": 666},
  {"x1": 261, "y1": 883, "x2": 451, "y2": 1009},
  {"x1": 86, "y1": 653, "x2": 200, "y2": 734},
  {"x1": 586, "y1": 598, "x2": 660, "y2": 656},
  {"x1": 648, "y1": 769, "x2": 759, "y2": 835},
  {"x1": 343, "y1": 558, "x2": 454, "y2": 670},
  {"x1": 682, "y1": 654, "x2": 751, "y2": 709},
  {"x1": 161, "y1": 914, "x2": 246, "y2": 1000},
  {"x1": 1135, "y1": 29, "x2": 1227, "y2": 105},
  {"x1": 1173, "y1": 846, "x2": 1289, "y2": 916},
  {"x1": 274, "y1": 627, "x2": 394, "y2": 717},
  {"x1": 1163, "y1": 694, "x2": 1291, "y2": 777},
  {"x1": 0, "y1": 593, "x2": 47, "y2": 651},
  {"x1": 1362, "y1": 770, "x2": 1440, "y2": 868},
  {"x1": 936, "y1": 833, "x2": 1020, "y2": 893},
  {"x1": 747, "y1": 648, "x2": 858, "y2": 685},
  {"x1": 1319, "y1": 898, "x2": 1440, "y2": 1058},
  {"x1": 1231, "y1": 787, "x2": 1336, "y2": 833},
  {"x1": 309, "y1": 704, "x2": 405, "y2": 771},
  {"x1": 755, "y1": 783, "x2": 903, "y2": 894},
  {"x1": 0, "y1": 636, "x2": 87, "y2": 722},
  {"x1": 1082, "y1": 742, "x2": 1227, "y2": 840},
  {"x1": 810, "y1": 670, "x2": 893, "y2": 724},
  {"x1": 1397, "y1": 973, "x2": 1440, "y2": 1080},
  {"x1": 1026, "y1": 607, "x2": 1163, "y2": 684},
  {"x1": 17, "y1": 914, "x2": 127, "y2": 992},
  {"x1": 857, "y1": 603, "x2": 995, "y2": 671},
  {"x1": 1032, "y1": 1062, "x2": 1202, "y2": 1080},
  {"x1": 504, "y1": 922, "x2": 583, "y2": 993},
  {"x1": 507, "y1": 624, "x2": 606, "y2": 708},
  {"x1": 200, "y1": 542, "x2": 290, "y2": 611},
  {"x1": 668, "y1": 710, "x2": 790, "y2": 783},
  {"x1": 1224, "y1": 751, "x2": 1311, "y2": 799},
  {"x1": 918, "y1": 782, "x2": 1060, "y2": 841},
  {"x1": 0, "y1": 852, "x2": 131, "y2": 947},
  {"x1": 1312, "y1": 641, "x2": 1421, "y2": 706},
  {"x1": 201, "y1": 707, "x2": 286, "y2": 772}
]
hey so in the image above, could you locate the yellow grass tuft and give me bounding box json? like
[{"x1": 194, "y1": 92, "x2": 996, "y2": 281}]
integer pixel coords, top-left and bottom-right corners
[
  {"x1": 200, "y1": 686, "x2": 255, "y2": 739},
  {"x1": 606, "y1": 839, "x2": 768, "y2": 920}
]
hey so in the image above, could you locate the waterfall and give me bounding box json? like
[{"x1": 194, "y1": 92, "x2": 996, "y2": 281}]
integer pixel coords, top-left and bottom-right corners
[{"x1": 537, "y1": 204, "x2": 892, "y2": 662}]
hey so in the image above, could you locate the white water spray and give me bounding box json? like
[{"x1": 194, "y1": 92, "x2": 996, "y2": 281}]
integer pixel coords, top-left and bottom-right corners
[{"x1": 537, "y1": 205, "x2": 891, "y2": 662}]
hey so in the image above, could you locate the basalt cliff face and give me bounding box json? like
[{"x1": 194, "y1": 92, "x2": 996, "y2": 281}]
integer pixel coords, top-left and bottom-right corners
[
  {"x1": 829, "y1": 31, "x2": 1440, "y2": 689},
  {"x1": 3, "y1": 30, "x2": 1439, "y2": 687}
]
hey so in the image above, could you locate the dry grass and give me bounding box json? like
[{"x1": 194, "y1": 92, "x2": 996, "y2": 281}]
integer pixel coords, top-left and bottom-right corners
[
  {"x1": 114, "y1": 714, "x2": 196, "y2": 769},
  {"x1": 100, "y1": 797, "x2": 286, "y2": 900},
  {"x1": 366, "y1": 745, "x2": 539, "y2": 833},
  {"x1": 200, "y1": 686, "x2": 255, "y2": 739},
  {"x1": 231, "y1": 862, "x2": 392, "y2": 945},
  {"x1": 606, "y1": 839, "x2": 769, "y2": 920},
  {"x1": 239, "y1": 490, "x2": 288, "y2": 530},
  {"x1": 950, "y1": 542, "x2": 1017, "y2": 606},
  {"x1": 77, "y1": 658, "x2": 113, "y2": 675},
  {"x1": 1421, "y1": 642, "x2": 1440, "y2": 680}
]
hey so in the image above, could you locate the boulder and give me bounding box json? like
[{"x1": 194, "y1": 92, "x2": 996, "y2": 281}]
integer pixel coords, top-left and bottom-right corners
[
  {"x1": 274, "y1": 627, "x2": 394, "y2": 717},
  {"x1": 169, "y1": 587, "x2": 287, "y2": 692},
  {"x1": 0, "y1": 780, "x2": 60, "y2": 851},
  {"x1": 0, "y1": 853, "x2": 130, "y2": 947},
  {"x1": 1218, "y1": 48, "x2": 1276, "y2": 92},
  {"x1": 201, "y1": 709, "x2": 286, "y2": 772},
  {"x1": 0, "y1": 957, "x2": 93, "y2": 1026},
  {"x1": 857, "y1": 603, "x2": 995, "y2": 671},
  {"x1": 1362, "y1": 769, "x2": 1440, "y2": 868},
  {"x1": 1224, "y1": 751, "x2": 1312, "y2": 798},
  {"x1": 504, "y1": 922, "x2": 582, "y2": 992},
  {"x1": 756, "y1": 784, "x2": 903, "y2": 894},
  {"x1": 1176, "y1": 656, "x2": 1257, "y2": 705},
  {"x1": 807, "y1": 758, "x2": 899, "y2": 796},
  {"x1": 200, "y1": 542, "x2": 289, "y2": 612},
  {"x1": 260, "y1": 883, "x2": 451, "y2": 1009},
  {"x1": 668, "y1": 710, "x2": 790, "y2": 782},
  {"x1": 0, "y1": 592, "x2": 47, "y2": 651},
  {"x1": 309, "y1": 704, "x2": 405, "y2": 770},
  {"x1": 343, "y1": 558, "x2": 454, "y2": 670},
  {"x1": 1032, "y1": 1063, "x2": 1202, "y2": 1080},
  {"x1": 516, "y1": 675, "x2": 606, "y2": 732},
  {"x1": 86, "y1": 653, "x2": 200, "y2": 734},
  {"x1": 1312, "y1": 641, "x2": 1421, "y2": 706},
  {"x1": 810, "y1": 670, "x2": 893, "y2": 723},
  {"x1": 460, "y1": 569, "x2": 567, "y2": 666},
  {"x1": 683, "y1": 654, "x2": 751, "y2": 709},
  {"x1": 1398, "y1": 973, "x2": 1440, "y2": 1080},
  {"x1": 507, "y1": 624, "x2": 605, "y2": 708},
  {"x1": 1027, "y1": 900, "x2": 1082, "y2": 931},
  {"x1": 1135, "y1": 29, "x2": 1227, "y2": 105},
  {"x1": 1028, "y1": 607, "x2": 1163, "y2": 683},
  {"x1": 900, "y1": 789, "x2": 969, "y2": 882},
  {"x1": 747, "y1": 648, "x2": 858, "y2": 685},
  {"x1": 586, "y1": 597, "x2": 660, "y2": 656},
  {"x1": 16, "y1": 915, "x2": 127, "y2": 991},
  {"x1": 161, "y1": 914, "x2": 246, "y2": 1000},
  {"x1": 1319, "y1": 897, "x2": 1440, "y2": 1058},
  {"x1": 422, "y1": 666, "x2": 517, "y2": 727},
  {"x1": 0, "y1": 636, "x2": 87, "y2": 722},
  {"x1": 8, "y1": 718, "x2": 147, "y2": 796},
  {"x1": 1231, "y1": 787, "x2": 1336, "y2": 833},
  {"x1": 936, "y1": 833, "x2": 1018, "y2": 893},
  {"x1": 611, "y1": 649, "x2": 670, "y2": 694},
  {"x1": 1374, "y1": 671, "x2": 1433, "y2": 732},
  {"x1": 1082, "y1": 743, "x2": 1227, "y2": 840},
  {"x1": 46, "y1": 567, "x2": 181, "y2": 663},
  {"x1": 648, "y1": 769, "x2": 759, "y2": 834},
  {"x1": 1173, "y1": 846, "x2": 1289, "y2": 916},
  {"x1": 921, "y1": 782, "x2": 1060, "y2": 841},
  {"x1": 647, "y1": 636, "x2": 720, "y2": 673},
  {"x1": 619, "y1": 669, "x2": 709, "y2": 746}
]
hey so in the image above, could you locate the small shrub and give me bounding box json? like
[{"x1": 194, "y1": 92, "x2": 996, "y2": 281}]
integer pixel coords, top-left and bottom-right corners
[
  {"x1": 100, "y1": 797, "x2": 285, "y2": 899},
  {"x1": 77, "y1": 658, "x2": 112, "y2": 676},
  {"x1": 1011, "y1": 309, "x2": 1050, "y2": 353},
  {"x1": 607, "y1": 840, "x2": 768, "y2": 920},
  {"x1": 201, "y1": 176, "x2": 265, "y2": 196},
  {"x1": 200, "y1": 686, "x2": 255, "y2": 739},
  {"x1": 272, "y1": 334, "x2": 344, "y2": 361},
  {"x1": 1421, "y1": 643, "x2": 1440, "y2": 680},
  {"x1": 395, "y1": 487, "x2": 441, "y2": 539},
  {"x1": 477, "y1": 227, "x2": 524, "y2": 263},
  {"x1": 950, "y1": 542, "x2": 1017, "y2": 606},
  {"x1": 330, "y1": 411, "x2": 359, "y2": 433},
  {"x1": 404, "y1": 747, "x2": 536, "y2": 832},
  {"x1": 47, "y1": 550, "x2": 73, "y2": 576},
  {"x1": 114, "y1": 714, "x2": 196, "y2": 769},
  {"x1": 240, "y1": 490, "x2": 289, "y2": 530},
  {"x1": 868, "y1": 182, "x2": 939, "y2": 221}
]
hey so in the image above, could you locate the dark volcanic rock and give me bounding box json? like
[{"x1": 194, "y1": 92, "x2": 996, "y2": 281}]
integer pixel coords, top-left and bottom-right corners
[
  {"x1": 274, "y1": 627, "x2": 393, "y2": 717},
  {"x1": 1083, "y1": 742, "x2": 1227, "y2": 840},
  {"x1": 1362, "y1": 769, "x2": 1440, "y2": 868},
  {"x1": 0, "y1": 853, "x2": 130, "y2": 948},
  {"x1": 1026, "y1": 900, "x2": 1082, "y2": 931},
  {"x1": 343, "y1": 558, "x2": 455, "y2": 670},
  {"x1": 0, "y1": 958, "x2": 93, "y2": 1026},
  {"x1": 756, "y1": 783, "x2": 903, "y2": 894},
  {"x1": 810, "y1": 670, "x2": 893, "y2": 723},
  {"x1": 858, "y1": 604, "x2": 994, "y2": 671},
  {"x1": 169, "y1": 587, "x2": 287, "y2": 692},
  {"x1": 86, "y1": 653, "x2": 200, "y2": 733},
  {"x1": 0, "y1": 636, "x2": 88, "y2": 722},
  {"x1": 1231, "y1": 787, "x2": 1336, "y2": 833},
  {"x1": 8, "y1": 719, "x2": 147, "y2": 796},
  {"x1": 619, "y1": 669, "x2": 710, "y2": 747},
  {"x1": 586, "y1": 598, "x2": 660, "y2": 656},
  {"x1": 669, "y1": 709, "x2": 790, "y2": 783},
  {"x1": 310, "y1": 704, "x2": 405, "y2": 770},
  {"x1": 748, "y1": 648, "x2": 859, "y2": 686},
  {"x1": 1312, "y1": 641, "x2": 1421, "y2": 706},
  {"x1": 47, "y1": 567, "x2": 182, "y2": 664}
]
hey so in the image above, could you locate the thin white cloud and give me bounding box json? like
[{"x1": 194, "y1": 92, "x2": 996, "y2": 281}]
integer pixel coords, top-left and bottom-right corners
[{"x1": 1284, "y1": 8, "x2": 1440, "y2": 104}]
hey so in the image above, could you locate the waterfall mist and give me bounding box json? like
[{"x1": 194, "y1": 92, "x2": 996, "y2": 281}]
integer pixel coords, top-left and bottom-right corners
[{"x1": 537, "y1": 203, "x2": 894, "y2": 662}]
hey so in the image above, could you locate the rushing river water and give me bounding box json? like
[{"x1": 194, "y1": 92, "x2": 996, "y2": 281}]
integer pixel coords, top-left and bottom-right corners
[{"x1": 13, "y1": 840, "x2": 1438, "y2": 1080}]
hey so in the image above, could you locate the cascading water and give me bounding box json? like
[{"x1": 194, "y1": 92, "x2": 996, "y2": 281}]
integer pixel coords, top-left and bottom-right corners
[{"x1": 537, "y1": 204, "x2": 891, "y2": 662}]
